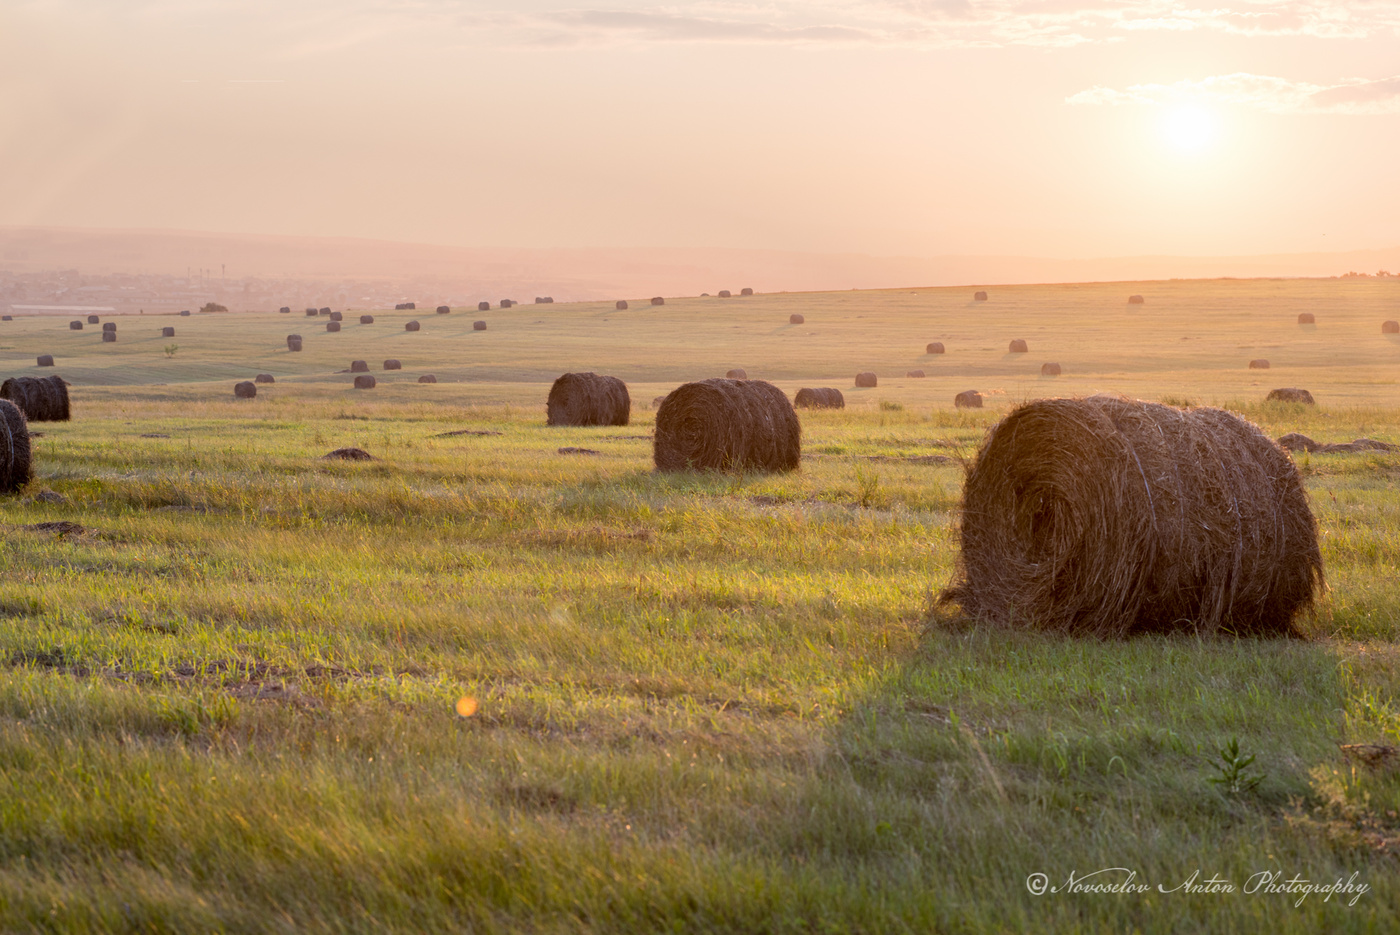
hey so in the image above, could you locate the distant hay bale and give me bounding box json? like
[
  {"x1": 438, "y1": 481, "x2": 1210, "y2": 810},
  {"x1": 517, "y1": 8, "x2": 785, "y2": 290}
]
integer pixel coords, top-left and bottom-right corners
[
  {"x1": 87, "y1": 315, "x2": 100, "y2": 324},
  {"x1": 405, "y1": 320, "x2": 420, "y2": 331},
  {"x1": 654, "y1": 378, "x2": 800, "y2": 473},
  {"x1": 954, "y1": 390, "x2": 983, "y2": 409},
  {"x1": 69, "y1": 321, "x2": 82, "y2": 331},
  {"x1": 616, "y1": 300, "x2": 629, "y2": 310},
  {"x1": 794, "y1": 387, "x2": 845, "y2": 409},
  {"x1": 855, "y1": 372, "x2": 877, "y2": 388},
  {"x1": 1267, "y1": 387, "x2": 1315, "y2": 404},
  {"x1": 907, "y1": 369, "x2": 926, "y2": 378},
  {"x1": 418, "y1": 374, "x2": 437, "y2": 383},
  {"x1": 254, "y1": 373, "x2": 275, "y2": 384},
  {"x1": 319, "y1": 307, "x2": 332, "y2": 315},
  {"x1": 652, "y1": 394, "x2": 669, "y2": 408},
  {"x1": 926, "y1": 342, "x2": 945, "y2": 354},
  {"x1": 233, "y1": 381, "x2": 256, "y2": 399},
  {"x1": 350, "y1": 360, "x2": 368, "y2": 373},
  {"x1": 1276, "y1": 433, "x2": 1316, "y2": 453},
  {"x1": 1041, "y1": 362, "x2": 1062, "y2": 376},
  {"x1": 1, "y1": 316, "x2": 9, "y2": 321},
  {"x1": 718, "y1": 290, "x2": 731, "y2": 298},
  {"x1": 726, "y1": 369, "x2": 748, "y2": 380},
  {"x1": 161, "y1": 327, "x2": 175, "y2": 337},
  {"x1": 360, "y1": 315, "x2": 374, "y2": 324},
  {"x1": 974, "y1": 291, "x2": 988, "y2": 301},
  {"x1": 1008, "y1": 339, "x2": 1028, "y2": 353},
  {"x1": 329, "y1": 311, "x2": 343, "y2": 322},
  {"x1": 102, "y1": 332, "x2": 116, "y2": 343},
  {"x1": 324, "y1": 447, "x2": 373, "y2": 460},
  {"x1": 943, "y1": 395, "x2": 1322, "y2": 637},
  {"x1": 305, "y1": 308, "x2": 318, "y2": 317},
  {"x1": 437, "y1": 305, "x2": 451, "y2": 314},
  {"x1": 546, "y1": 372, "x2": 630, "y2": 427},
  {"x1": 473, "y1": 321, "x2": 486, "y2": 331},
  {"x1": 1297, "y1": 312, "x2": 1315, "y2": 324},
  {"x1": 279, "y1": 306, "x2": 291, "y2": 314},
  {"x1": 36, "y1": 355, "x2": 54, "y2": 367},
  {"x1": 500, "y1": 299, "x2": 514, "y2": 309},
  {"x1": 395, "y1": 302, "x2": 416, "y2": 310},
  {"x1": 102, "y1": 322, "x2": 116, "y2": 333},
  {"x1": 650, "y1": 297, "x2": 665, "y2": 306},
  {"x1": 179, "y1": 310, "x2": 191, "y2": 317},
  {"x1": 741, "y1": 288, "x2": 753, "y2": 296},
  {"x1": 326, "y1": 322, "x2": 340, "y2": 333},
  {"x1": 478, "y1": 301, "x2": 490, "y2": 312},
  {"x1": 1, "y1": 376, "x2": 70, "y2": 422},
  {"x1": 1128, "y1": 294, "x2": 1145, "y2": 305},
  {"x1": 1248, "y1": 359, "x2": 1270, "y2": 369},
  {"x1": 383, "y1": 359, "x2": 401, "y2": 370},
  {"x1": 354, "y1": 375, "x2": 376, "y2": 389},
  {"x1": 535, "y1": 297, "x2": 554, "y2": 304},
  {"x1": 286, "y1": 334, "x2": 302, "y2": 351},
  {"x1": 1384, "y1": 320, "x2": 1399, "y2": 334},
  {"x1": 789, "y1": 313, "x2": 804, "y2": 324},
  {"x1": 0, "y1": 399, "x2": 33, "y2": 493}
]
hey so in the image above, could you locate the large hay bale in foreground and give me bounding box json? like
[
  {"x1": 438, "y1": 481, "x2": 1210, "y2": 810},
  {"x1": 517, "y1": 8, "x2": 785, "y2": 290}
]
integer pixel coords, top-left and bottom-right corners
[
  {"x1": 326, "y1": 322, "x2": 340, "y2": 333},
  {"x1": 926, "y1": 342, "x2": 945, "y2": 354},
  {"x1": 546, "y1": 372, "x2": 630, "y2": 427},
  {"x1": 354, "y1": 375, "x2": 376, "y2": 389},
  {"x1": 350, "y1": 360, "x2": 368, "y2": 373},
  {"x1": 1008, "y1": 339, "x2": 1027, "y2": 353},
  {"x1": 254, "y1": 373, "x2": 275, "y2": 384},
  {"x1": 473, "y1": 320, "x2": 486, "y2": 331},
  {"x1": 654, "y1": 379, "x2": 800, "y2": 473},
  {"x1": 944, "y1": 396, "x2": 1322, "y2": 636},
  {"x1": 726, "y1": 368, "x2": 748, "y2": 380},
  {"x1": 1267, "y1": 387, "x2": 1315, "y2": 404},
  {"x1": 102, "y1": 332, "x2": 116, "y2": 343},
  {"x1": 1128, "y1": 294, "x2": 1145, "y2": 305},
  {"x1": 1297, "y1": 312, "x2": 1314, "y2": 324},
  {"x1": 405, "y1": 320, "x2": 420, "y2": 332},
  {"x1": 616, "y1": 300, "x2": 628, "y2": 310},
  {"x1": 794, "y1": 387, "x2": 844, "y2": 409},
  {"x1": 418, "y1": 374, "x2": 437, "y2": 383},
  {"x1": 162, "y1": 327, "x2": 175, "y2": 337},
  {"x1": 974, "y1": 291, "x2": 988, "y2": 301},
  {"x1": 69, "y1": 321, "x2": 83, "y2": 331},
  {"x1": 954, "y1": 390, "x2": 983, "y2": 409},
  {"x1": 1248, "y1": 358, "x2": 1270, "y2": 369},
  {"x1": 0, "y1": 399, "x2": 33, "y2": 493},
  {"x1": 855, "y1": 372, "x2": 877, "y2": 388},
  {"x1": 1384, "y1": 320, "x2": 1399, "y2": 334},
  {"x1": 789, "y1": 314, "x2": 804, "y2": 325},
  {"x1": 650, "y1": 296, "x2": 665, "y2": 306},
  {"x1": 36, "y1": 355, "x2": 54, "y2": 367},
  {"x1": 383, "y1": 359, "x2": 401, "y2": 370},
  {"x1": 1, "y1": 376, "x2": 70, "y2": 422},
  {"x1": 234, "y1": 381, "x2": 256, "y2": 399},
  {"x1": 1041, "y1": 362, "x2": 1062, "y2": 376},
  {"x1": 360, "y1": 315, "x2": 374, "y2": 324}
]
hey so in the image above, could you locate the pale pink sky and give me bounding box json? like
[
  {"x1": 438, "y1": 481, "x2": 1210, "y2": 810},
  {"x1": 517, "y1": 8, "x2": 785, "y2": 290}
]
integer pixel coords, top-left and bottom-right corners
[{"x1": 2, "y1": 1, "x2": 1397, "y2": 259}]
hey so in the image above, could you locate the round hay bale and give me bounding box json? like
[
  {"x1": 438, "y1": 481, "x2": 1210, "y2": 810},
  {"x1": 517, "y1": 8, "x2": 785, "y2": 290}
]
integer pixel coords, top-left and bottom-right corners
[
  {"x1": 69, "y1": 321, "x2": 83, "y2": 331},
  {"x1": 654, "y1": 379, "x2": 800, "y2": 473},
  {"x1": 926, "y1": 342, "x2": 945, "y2": 354},
  {"x1": 360, "y1": 315, "x2": 374, "y2": 324},
  {"x1": 1267, "y1": 387, "x2": 1315, "y2": 404},
  {"x1": 1277, "y1": 433, "x2": 1317, "y2": 453},
  {"x1": 1, "y1": 375, "x2": 70, "y2": 422},
  {"x1": 789, "y1": 314, "x2": 805, "y2": 325},
  {"x1": 324, "y1": 447, "x2": 373, "y2": 460},
  {"x1": 500, "y1": 299, "x2": 514, "y2": 309},
  {"x1": 102, "y1": 322, "x2": 116, "y2": 333},
  {"x1": 354, "y1": 375, "x2": 376, "y2": 389},
  {"x1": 1297, "y1": 312, "x2": 1314, "y2": 324},
  {"x1": 350, "y1": 360, "x2": 368, "y2": 373},
  {"x1": 855, "y1": 372, "x2": 877, "y2": 388},
  {"x1": 1248, "y1": 358, "x2": 1270, "y2": 369},
  {"x1": 944, "y1": 396, "x2": 1322, "y2": 636},
  {"x1": 478, "y1": 301, "x2": 490, "y2": 312},
  {"x1": 102, "y1": 332, "x2": 116, "y2": 343},
  {"x1": 718, "y1": 290, "x2": 732, "y2": 298},
  {"x1": 1041, "y1": 362, "x2": 1062, "y2": 376},
  {"x1": 233, "y1": 381, "x2": 256, "y2": 399},
  {"x1": 326, "y1": 321, "x2": 341, "y2": 333},
  {"x1": 161, "y1": 327, "x2": 175, "y2": 337},
  {"x1": 1008, "y1": 339, "x2": 1028, "y2": 353},
  {"x1": 954, "y1": 390, "x2": 983, "y2": 409},
  {"x1": 254, "y1": 373, "x2": 275, "y2": 384},
  {"x1": 180, "y1": 310, "x2": 191, "y2": 317},
  {"x1": 405, "y1": 320, "x2": 420, "y2": 332},
  {"x1": 535, "y1": 297, "x2": 554, "y2": 304},
  {"x1": 305, "y1": 308, "x2": 318, "y2": 317},
  {"x1": 286, "y1": 334, "x2": 302, "y2": 350},
  {"x1": 1384, "y1": 320, "x2": 1399, "y2": 334},
  {"x1": 383, "y1": 359, "x2": 401, "y2": 371},
  {"x1": 473, "y1": 321, "x2": 487, "y2": 331},
  {"x1": 87, "y1": 315, "x2": 100, "y2": 324},
  {"x1": 319, "y1": 307, "x2": 332, "y2": 315},
  {"x1": 616, "y1": 300, "x2": 629, "y2": 310},
  {"x1": 418, "y1": 374, "x2": 437, "y2": 383},
  {"x1": 650, "y1": 296, "x2": 665, "y2": 306},
  {"x1": 546, "y1": 372, "x2": 630, "y2": 427},
  {"x1": 36, "y1": 355, "x2": 54, "y2": 367},
  {"x1": 907, "y1": 369, "x2": 926, "y2": 378},
  {"x1": 740, "y1": 288, "x2": 753, "y2": 296},
  {"x1": 794, "y1": 387, "x2": 845, "y2": 410},
  {"x1": 726, "y1": 368, "x2": 748, "y2": 380},
  {"x1": 974, "y1": 291, "x2": 988, "y2": 301},
  {"x1": 0, "y1": 399, "x2": 34, "y2": 493},
  {"x1": 329, "y1": 311, "x2": 343, "y2": 322},
  {"x1": 279, "y1": 306, "x2": 291, "y2": 314},
  {"x1": 652, "y1": 394, "x2": 669, "y2": 408},
  {"x1": 1128, "y1": 294, "x2": 1145, "y2": 305},
  {"x1": 436, "y1": 305, "x2": 451, "y2": 314},
  {"x1": 1, "y1": 316, "x2": 9, "y2": 321}
]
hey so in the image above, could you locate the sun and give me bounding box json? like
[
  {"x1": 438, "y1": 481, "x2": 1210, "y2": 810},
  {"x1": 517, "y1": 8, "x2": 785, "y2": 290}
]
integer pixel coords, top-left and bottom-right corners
[{"x1": 1162, "y1": 105, "x2": 1217, "y2": 153}]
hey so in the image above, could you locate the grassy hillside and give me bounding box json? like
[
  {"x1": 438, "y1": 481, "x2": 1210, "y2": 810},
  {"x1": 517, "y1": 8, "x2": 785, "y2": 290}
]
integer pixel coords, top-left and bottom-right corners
[{"x1": 0, "y1": 279, "x2": 1396, "y2": 932}]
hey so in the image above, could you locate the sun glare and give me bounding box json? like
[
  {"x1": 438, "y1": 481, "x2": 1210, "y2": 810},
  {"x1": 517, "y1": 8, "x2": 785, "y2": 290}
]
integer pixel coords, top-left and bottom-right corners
[{"x1": 1162, "y1": 106, "x2": 1216, "y2": 153}]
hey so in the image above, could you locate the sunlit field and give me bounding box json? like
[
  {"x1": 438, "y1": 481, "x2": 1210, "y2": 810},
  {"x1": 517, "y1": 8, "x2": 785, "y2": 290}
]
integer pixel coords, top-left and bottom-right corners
[{"x1": 1, "y1": 279, "x2": 1398, "y2": 932}]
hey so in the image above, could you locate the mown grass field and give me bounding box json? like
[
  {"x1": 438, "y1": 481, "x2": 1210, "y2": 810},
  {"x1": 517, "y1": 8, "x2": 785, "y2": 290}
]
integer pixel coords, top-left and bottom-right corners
[{"x1": 1, "y1": 278, "x2": 1398, "y2": 932}]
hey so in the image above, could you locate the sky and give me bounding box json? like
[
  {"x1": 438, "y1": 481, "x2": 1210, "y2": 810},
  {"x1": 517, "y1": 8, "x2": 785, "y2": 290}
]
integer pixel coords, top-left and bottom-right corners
[{"x1": 1, "y1": 0, "x2": 1398, "y2": 261}]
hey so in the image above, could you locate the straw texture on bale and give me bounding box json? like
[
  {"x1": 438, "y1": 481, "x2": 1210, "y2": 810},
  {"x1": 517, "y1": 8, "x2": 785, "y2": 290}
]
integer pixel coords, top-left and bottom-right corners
[
  {"x1": 1, "y1": 376, "x2": 70, "y2": 422},
  {"x1": 974, "y1": 291, "x2": 988, "y2": 301},
  {"x1": 650, "y1": 297, "x2": 665, "y2": 306},
  {"x1": 350, "y1": 360, "x2": 368, "y2": 373},
  {"x1": 478, "y1": 302, "x2": 490, "y2": 311},
  {"x1": 855, "y1": 372, "x2": 877, "y2": 388},
  {"x1": 789, "y1": 314, "x2": 805, "y2": 325},
  {"x1": 1008, "y1": 339, "x2": 1028, "y2": 353},
  {"x1": 944, "y1": 396, "x2": 1322, "y2": 637},
  {"x1": 473, "y1": 321, "x2": 486, "y2": 331},
  {"x1": 354, "y1": 375, "x2": 376, "y2": 389},
  {"x1": 1041, "y1": 362, "x2": 1062, "y2": 376},
  {"x1": 954, "y1": 390, "x2": 983, "y2": 409},
  {"x1": 102, "y1": 333, "x2": 116, "y2": 343},
  {"x1": 36, "y1": 356, "x2": 54, "y2": 367},
  {"x1": 654, "y1": 379, "x2": 800, "y2": 473},
  {"x1": 87, "y1": 315, "x2": 100, "y2": 324},
  {"x1": 1384, "y1": 320, "x2": 1399, "y2": 334},
  {"x1": 405, "y1": 320, "x2": 420, "y2": 331},
  {"x1": 616, "y1": 300, "x2": 628, "y2": 310},
  {"x1": 794, "y1": 387, "x2": 845, "y2": 410},
  {"x1": 726, "y1": 369, "x2": 748, "y2": 380},
  {"x1": 279, "y1": 306, "x2": 291, "y2": 314},
  {"x1": 926, "y1": 342, "x2": 945, "y2": 354},
  {"x1": 1267, "y1": 387, "x2": 1315, "y2": 404},
  {"x1": 1128, "y1": 294, "x2": 1145, "y2": 305},
  {"x1": 0, "y1": 399, "x2": 33, "y2": 493},
  {"x1": 287, "y1": 335, "x2": 302, "y2": 351},
  {"x1": 546, "y1": 372, "x2": 630, "y2": 427},
  {"x1": 907, "y1": 370, "x2": 926, "y2": 378},
  {"x1": 741, "y1": 288, "x2": 753, "y2": 296},
  {"x1": 102, "y1": 322, "x2": 116, "y2": 333},
  {"x1": 383, "y1": 359, "x2": 401, "y2": 370},
  {"x1": 418, "y1": 374, "x2": 437, "y2": 383},
  {"x1": 360, "y1": 315, "x2": 374, "y2": 324},
  {"x1": 1248, "y1": 359, "x2": 1270, "y2": 369},
  {"x1": 437, "y1": 305, "x2": 451, "y2": 314},
  {"x1": 233, "y1": 381, "x2": 256, "y2": 399},
  {"x1": 718, "y1": 290, "x2": 731, "y2": 298},
  {"x1": 326, "y1": 322, "x2": 340, "y2": 333},
  {"x1": 254, "y1": 373, "x2": 275, "y2": 384},
  {"x1": 69, "y1": 321, "x2": 82, "y2": 330},
  {"x1": 1297, "y1": 312, "x2": 1315, "y2": 324},
  {"x1": 162, "y1": 327, "x2": 175, "y2": 337}
]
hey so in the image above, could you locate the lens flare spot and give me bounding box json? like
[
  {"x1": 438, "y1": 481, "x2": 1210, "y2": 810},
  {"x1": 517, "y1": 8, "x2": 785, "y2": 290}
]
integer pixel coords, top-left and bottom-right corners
[{"x1": 455, "y1": 696, "x2": 478, "y2": 718}]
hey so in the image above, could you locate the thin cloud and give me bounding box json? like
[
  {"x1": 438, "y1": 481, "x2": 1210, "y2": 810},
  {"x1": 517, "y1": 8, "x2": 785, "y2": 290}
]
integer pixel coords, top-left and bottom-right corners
[{"x1": 1066, "y1": 72, "x2": 1400, "y2": 114}]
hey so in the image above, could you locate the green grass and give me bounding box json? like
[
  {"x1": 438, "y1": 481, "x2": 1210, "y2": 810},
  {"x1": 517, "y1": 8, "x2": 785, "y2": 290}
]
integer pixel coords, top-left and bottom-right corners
[{"x1": 0, "y1": 280, "x2": 1398, "y2": 932}]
